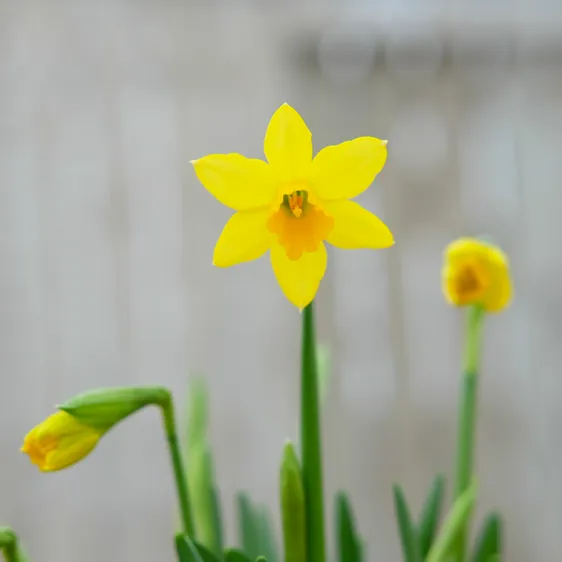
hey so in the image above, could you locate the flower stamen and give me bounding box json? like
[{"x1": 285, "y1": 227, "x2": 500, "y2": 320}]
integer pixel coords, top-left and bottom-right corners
[{"x1": 288, "y1": 191, "x2": 304, "y2": 217}]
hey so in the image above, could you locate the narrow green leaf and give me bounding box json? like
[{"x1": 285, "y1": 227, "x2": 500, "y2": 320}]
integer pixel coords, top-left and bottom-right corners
[
  {"x1": 486, "y1": 556, "x2": 500, "y2": 562},
  {"x1": 280, "y1": 441, "x2": 306, "y2": 562},
  {"x1": 187, "y1": 377, "x2": 209, "y2": 443},
  {"x1": 183, "y1": 377, "x2": 224, "y2": 556},
  {"x1": 417, "y1": 475, "x2": 446, "y2": 557},
  {"x1": 471, "y1": 513, "x2": 502, "y2": 562},
  {"x1": 211, "y1": 485, "x2": 225, "y2": 555},
  {"x1": 224, "y1": 549, "x2": 252, "y2": 562},
  {"x1": 336, "y1": 492, "x2": 362, "y2": 562},
  {"x1": 237, "y1": 492, "x2": 260, "y2": 558},
  {"x1": 193, "y1": 541, "x2": 222, "y2": 562},
  {"x1": 392, "y1": 485, "x2": 420, "y2": 562},
  {"x1": 255, "y1": 506, "x2": 279, "y2": 562},
  {"x1": 426, "y1": 482, "x2": 478, "y2": 562},
  {"x1": 175, "y1": 534, "x2": 204, "y2": 562}
]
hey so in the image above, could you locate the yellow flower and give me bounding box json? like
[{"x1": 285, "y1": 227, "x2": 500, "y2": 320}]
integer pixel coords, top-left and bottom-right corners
[
  {"x1": 442, "y1": 237, "x2": 512, "y2": 312},
  {"x1": 191, "y1": 103, "x2": 393, "y2": 308},
  {"x1": 21, "y1": 411, "x2": 103, "y2": 472}
]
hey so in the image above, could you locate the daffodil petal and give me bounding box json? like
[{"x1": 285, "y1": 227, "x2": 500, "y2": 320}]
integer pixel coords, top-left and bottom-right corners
[
  {"x1": 192, "y1": 154, "x2": 277, "y2": 210},
  {"x1": 324, "y1": 200, "x2": 394, "y2": 249},
  {"x1": 44, "y1": 433, "x2": 100, "y2": 472},
  {"x1": 270, "y1": 243, "x2": 327, "y2": 309},
  {"x1": 311, "y1": 137, "x2": 387, "y2": 200},
  {"x1": 264, "y1": 103, "x2": 312, "y2": 180},
  {"x1": 213, "y1": 210, "x2": 274, "y2": 267}
]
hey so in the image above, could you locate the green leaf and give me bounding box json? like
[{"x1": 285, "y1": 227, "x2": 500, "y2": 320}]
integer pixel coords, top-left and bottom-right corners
[
  {"x1": 224, "y1": 549, "x2": 252, "y2": 562},
  {"x1": 237, "y1": 493, "x2": 260, "y2": 558},
  {"x1": 417, "y1": 475, "x2": 446, "y2": 557},
  {"x1": 471, "y1": 513, "x2": 502, "y2": 562},
  {"x1": 183, "y1": 377, "x2": 224, "y2": 556},
  {"x1": 392, "y1": 485, "x2": 420, "y2": 562},
  {"x1": 187, "y1": 377, "x2": 209, "y2": 443},
  {"x1": 236, "y1": 492, "x2": 278, "y2": 561},
  {"x1": 193, "y1": 541, "x2": 223, "y2": 562},
  {"x1": 176, "y1": 534, "x2": 204, "y2": 562},
  {"x1": 280, "y1": 441, "x2": 306, "y2": 562},
  {"x1": 426, "y1": 482, "x2": 478, "y2": 562},
  {"x1": 175, "y1": 535, "x2": 222, "y2": 562},
  {"x1": 211, "y1": 485, "x2": 225, "y2": 555},
  {"x1": 336, "y1": 492, "x2": 363, "y2": 562},
  {"x1": 255, "y1": 558, "x2": 268, "y2": 562},
  {"x1": 255, "y1": 506, "x2": 278, "y2": 562}
]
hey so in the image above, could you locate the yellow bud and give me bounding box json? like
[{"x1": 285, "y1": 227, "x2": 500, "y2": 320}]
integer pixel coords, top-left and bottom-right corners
[
  {"x1": 21, "y1": 386, "x2": 171, "y2": 472},
  {"x1": 21, "y1": 411, "x2": 103, "y2": 472},
  {"x1": 442, "y1": 237, "x2": 513, "y2": 312}
]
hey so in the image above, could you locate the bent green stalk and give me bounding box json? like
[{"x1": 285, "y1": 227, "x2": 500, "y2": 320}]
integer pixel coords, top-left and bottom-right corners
[
  {"x1": 161, "y1": 395, "x2": 195, "y2": 537},
  {"x1": 301, "y1": 302, "x2": 325, "y2": 562},
  {"x1": 453, "y1": 305, "x2": 485, "y2": 562}
]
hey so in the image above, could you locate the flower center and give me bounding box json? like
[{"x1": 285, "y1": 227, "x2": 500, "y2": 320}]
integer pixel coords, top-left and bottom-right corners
[
  {"x1": 267, "y1": 189, "x2": 334, "y2": 261},
  {"x1": 286, "y1": 191, "x2": 304, "y2": 217},
  {"x1": 454, "y1": 262, "x2": 488, "y2": 299}
]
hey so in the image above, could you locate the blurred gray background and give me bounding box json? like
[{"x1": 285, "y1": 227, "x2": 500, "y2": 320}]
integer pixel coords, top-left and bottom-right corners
[{"x1": 1, "y1": 1, "x2": 561, "y2": 561}]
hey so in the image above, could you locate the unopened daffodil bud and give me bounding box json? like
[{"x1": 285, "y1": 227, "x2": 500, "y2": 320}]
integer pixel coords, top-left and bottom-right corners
[
  {"x1": 22, "y1": 410, "x2": 106, "y2": 472},
  {"x1": 442, "y1": 237, "x2": 512, "y2": 313},
  {"x1": 22, "y1": 386, "x2": 171, "y2": 472}
]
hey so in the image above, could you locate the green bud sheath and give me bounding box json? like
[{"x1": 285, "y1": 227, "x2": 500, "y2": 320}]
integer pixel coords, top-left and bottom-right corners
[
  {"x1": 280, "y1": 440, "x2": 306, "y2": 562},
  {"x1": 58, "y1": 386, "x2": 170, "y2": 431}
]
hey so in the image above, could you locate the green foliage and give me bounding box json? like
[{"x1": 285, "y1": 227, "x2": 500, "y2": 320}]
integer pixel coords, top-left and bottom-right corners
[
  {"x1": 417, "y1": 475, "x2": 446, "y2": 557},
  {"x1": 224, "y1": 549, "x2": 252, "y2": 562},
  {"x1": 236, "y1": 493, "x2": 279, "y2": 562},
  {"x1": 426, "y1": 482, "x2": 478, "y2": 562},
  {"x1": 280, "y1": 441, "x2": 306, "y2": 562},
  {"x1": 184, "y1": 377, "x2": 223, "y2": 556},
  {"x1": 471, "y1": 513, "x2": 502, "y2": 562},
  {"x1": 392, "y1": 485, "x2": 421, "y2": 562},
  {"x1": 176, "y1": 534, "x2": 222, "y2": 562},
  {"x1": 335, "y1": 492, "x2": 364, "y2": 562}
]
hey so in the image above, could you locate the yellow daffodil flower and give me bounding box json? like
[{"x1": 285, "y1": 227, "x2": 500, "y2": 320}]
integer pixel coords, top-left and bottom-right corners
[
  {"x1": 191, "y1": 103, "x2": 394, "y2": 308},
  {"x1": 442, "y1": 237, "x2": 512, "y2": 312},
  {"x1": 21, "y1": 411, "x2": 103, "y2": 472}
]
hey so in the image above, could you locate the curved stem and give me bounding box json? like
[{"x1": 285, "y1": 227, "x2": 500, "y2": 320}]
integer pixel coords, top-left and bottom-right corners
[
  {"x1": 300, "y1": 302, "x2": 325, "y2": 562},
  {"x1": 161, "y1": 395, "x2": 195, "y2": 537}
]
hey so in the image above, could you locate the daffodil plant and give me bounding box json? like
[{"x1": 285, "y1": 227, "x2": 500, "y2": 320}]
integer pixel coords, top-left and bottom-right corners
[{"x1": 6, "y1": 105, "x2": 514, "y2": 562}]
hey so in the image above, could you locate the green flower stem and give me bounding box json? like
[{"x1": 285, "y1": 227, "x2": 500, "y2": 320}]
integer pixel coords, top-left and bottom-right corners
[
  {"x1": 453, "y1": 305, "x2": 485, "y2": 562},
  {"x1": 301, "y1": 302, "x2": 325, "y2": 562},
  {"x1": 161, "y1": 394, "x2": 195, "y2": 537}
]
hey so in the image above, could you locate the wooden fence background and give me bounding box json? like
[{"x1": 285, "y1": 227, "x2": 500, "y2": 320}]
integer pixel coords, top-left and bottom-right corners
[{"x1": 1, "y1": 1, "x2": 561, "y2": 560}]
